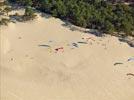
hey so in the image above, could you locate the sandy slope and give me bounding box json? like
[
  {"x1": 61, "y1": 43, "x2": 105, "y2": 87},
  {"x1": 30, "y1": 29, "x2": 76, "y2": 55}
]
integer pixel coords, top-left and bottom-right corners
[{"x1": 0, "y1": 13, "x2": 134, "y2": 100}]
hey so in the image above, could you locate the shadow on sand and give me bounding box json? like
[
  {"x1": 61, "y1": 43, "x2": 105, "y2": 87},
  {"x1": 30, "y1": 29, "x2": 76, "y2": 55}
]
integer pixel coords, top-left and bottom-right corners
[
  {"x1": 40, "y1": 13, "x2": 52, "y2": 19},
  {"x1": 61, "y1": 20, "x2": 134, "y2": 47},
  {"x1": 61, "y1": 21, "x2": 103, "y2": 37},
  {"x1": 118, "y1": 36, "x2": 134, "y2": 47}
]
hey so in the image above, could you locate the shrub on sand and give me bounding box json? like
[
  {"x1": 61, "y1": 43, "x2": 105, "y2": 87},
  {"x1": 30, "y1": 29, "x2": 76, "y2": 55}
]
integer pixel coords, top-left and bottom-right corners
[
  {"x1": 0, "y1": 18, "x2": 10, "y2": 26},
  {"x1": 22, "y1": 6, "x2": 36, "y2": 21}
]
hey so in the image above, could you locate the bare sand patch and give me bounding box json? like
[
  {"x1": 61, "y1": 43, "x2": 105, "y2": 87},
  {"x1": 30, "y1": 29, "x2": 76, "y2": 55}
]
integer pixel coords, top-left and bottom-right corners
[{"x1": 0, "y1": 13, "x2": 134, "y2": 100}]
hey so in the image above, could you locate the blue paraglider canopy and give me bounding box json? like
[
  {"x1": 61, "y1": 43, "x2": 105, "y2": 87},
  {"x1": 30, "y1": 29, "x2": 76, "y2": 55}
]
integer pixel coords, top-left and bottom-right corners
[{"x1": 128, "y1": 57, "x2": 134, "y2": 62}]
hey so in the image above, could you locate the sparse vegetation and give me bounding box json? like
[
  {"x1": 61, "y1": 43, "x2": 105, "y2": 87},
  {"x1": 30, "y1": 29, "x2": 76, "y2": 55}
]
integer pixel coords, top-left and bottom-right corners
[
  {"x1": 4, "y1": 6, "x2": 12, "y2": 15},
  {"x1": 22, "y1": 6, "x2": 36, "y2": 21},
  {"x1": 0, "y1": 18, "x2": 10, "y2": 26},
  {"x1": 0, "y1": 1, "x2": 12, "y2": 26}
]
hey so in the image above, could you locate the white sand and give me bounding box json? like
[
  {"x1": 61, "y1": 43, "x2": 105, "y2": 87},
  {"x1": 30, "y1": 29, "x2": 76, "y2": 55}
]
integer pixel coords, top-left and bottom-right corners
[{"x1": 0, "y1": 13, "x2": 134, "y2": 100}]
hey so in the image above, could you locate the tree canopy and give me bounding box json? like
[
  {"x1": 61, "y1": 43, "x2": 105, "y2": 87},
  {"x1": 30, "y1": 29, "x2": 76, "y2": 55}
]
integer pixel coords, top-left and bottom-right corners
[{"x1": 8, "y1": 0, "x2": 134, "y2": 36}]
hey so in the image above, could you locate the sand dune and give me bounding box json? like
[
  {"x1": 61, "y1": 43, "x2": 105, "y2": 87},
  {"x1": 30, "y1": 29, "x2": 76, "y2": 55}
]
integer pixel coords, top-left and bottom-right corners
[{"x1": 0, "y1": 13, "x2": 134, "y2": 100}]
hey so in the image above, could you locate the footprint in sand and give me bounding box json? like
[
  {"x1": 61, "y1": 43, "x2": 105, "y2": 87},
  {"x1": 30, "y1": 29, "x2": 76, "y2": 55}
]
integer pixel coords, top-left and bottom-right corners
[
  {"x1": 18, "y1": 37, "x2": 22, "y2": 39},
  {"x1": 25, "y1": 54, "x2": 34, "y2": 60},
  {"x1": 25, "y1": 54, "x2": 29, "y2": 57},
  {"x1": 11, "y1": 58, "x2": 14, "y2": 61}
]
